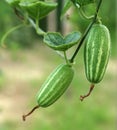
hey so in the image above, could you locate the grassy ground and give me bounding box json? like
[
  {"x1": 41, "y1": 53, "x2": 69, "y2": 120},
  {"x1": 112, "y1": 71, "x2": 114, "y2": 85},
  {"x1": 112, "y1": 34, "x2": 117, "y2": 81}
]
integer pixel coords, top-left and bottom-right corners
[{"x1": 0, "y1": 44, "x2": 116, "y2": 130}]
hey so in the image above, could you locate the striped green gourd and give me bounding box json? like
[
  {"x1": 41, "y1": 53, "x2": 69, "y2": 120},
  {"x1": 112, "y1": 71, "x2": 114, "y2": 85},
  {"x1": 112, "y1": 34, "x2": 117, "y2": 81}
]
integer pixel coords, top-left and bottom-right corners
[
  {"x1": 37, "y1": 64, "x2": 74, "y2": 107},
  {"x1": 84, "y1": 24, "x2": 111, "y2": 83},
  {"x1": 23, "y1": 64, "x2": 74, "y2": 121}
]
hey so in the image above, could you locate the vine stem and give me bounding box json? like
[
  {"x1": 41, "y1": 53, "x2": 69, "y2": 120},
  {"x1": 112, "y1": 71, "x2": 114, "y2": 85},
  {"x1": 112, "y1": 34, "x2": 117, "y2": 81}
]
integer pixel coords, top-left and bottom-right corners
[
  {"x1": 63, "y1": 51, "x2": 69, "y2": 65},
  {"x1": 1, "y1": 24, "x2": 25, "y2": 48},
  {"x1": 70, "y1": 0, "x2": 102, "y2": 63},
  {"x1": 28, "y1": 18, "x2": 46, "y2": 36}
]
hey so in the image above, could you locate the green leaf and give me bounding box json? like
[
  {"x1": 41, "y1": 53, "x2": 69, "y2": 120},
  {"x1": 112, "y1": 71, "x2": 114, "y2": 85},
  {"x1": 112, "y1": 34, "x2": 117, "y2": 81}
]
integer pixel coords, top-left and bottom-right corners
[
  {"x1": 5, "y1": 0, "x2": 25, "y2": 21},
  {"x1": 64, "y1": 32, "x2": 81, "y2": 44},
  {"x1": 71, "y1": 0, "x2": 95, "y2": 7},
  {"x1": 19, "y1": 0, "x2": 57, "y2": 20},
  {"x1": 61, "y1": 0, "x2": 72, "y2": 19},
  {"x1": 44, "y1": 32, "x2": 81, "y2": 51},
  {"x1": 5, "y1": 0, "x2": 21, "y2": 7}
]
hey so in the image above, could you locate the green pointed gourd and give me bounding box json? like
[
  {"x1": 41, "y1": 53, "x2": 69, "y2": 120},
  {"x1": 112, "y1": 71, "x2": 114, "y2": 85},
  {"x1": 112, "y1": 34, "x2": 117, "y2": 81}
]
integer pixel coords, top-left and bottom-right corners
[
  {"x1": 37, "y1": 64, "x2": 74, "y2": 107},
  {"x1": 84, "y1": 23, "x2": 111, "y2": 84},
  {"x1": 22, "y1": 64, "x2": 74, "y2": 121}
]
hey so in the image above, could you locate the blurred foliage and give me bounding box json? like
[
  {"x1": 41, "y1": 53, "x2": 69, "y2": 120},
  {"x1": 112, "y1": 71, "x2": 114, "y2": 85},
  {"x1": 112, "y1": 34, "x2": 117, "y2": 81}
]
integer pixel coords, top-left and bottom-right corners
[
  {"x1": 0, "y1": 69, "x2": 6, "y2": 90},
  {"x1": 0, "y1": 0, "x2": 39, "y2": 48}
]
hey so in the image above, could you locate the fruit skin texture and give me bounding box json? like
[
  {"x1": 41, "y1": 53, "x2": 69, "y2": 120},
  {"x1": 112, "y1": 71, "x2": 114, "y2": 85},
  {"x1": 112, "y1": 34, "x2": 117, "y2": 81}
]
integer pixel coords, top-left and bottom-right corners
[
  {"x1": 84, "y1": 24, "x2": 111, "y2": 84},
  {"x1": 37, "y1": 64, "x2": 74, "y2": 107}
]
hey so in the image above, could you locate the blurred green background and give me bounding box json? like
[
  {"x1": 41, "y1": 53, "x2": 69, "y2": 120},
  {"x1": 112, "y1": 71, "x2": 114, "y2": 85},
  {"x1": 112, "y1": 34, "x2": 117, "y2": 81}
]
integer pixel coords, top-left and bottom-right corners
[{"x1": 0, "y1": 0, "x2": 116, "y2": 130}]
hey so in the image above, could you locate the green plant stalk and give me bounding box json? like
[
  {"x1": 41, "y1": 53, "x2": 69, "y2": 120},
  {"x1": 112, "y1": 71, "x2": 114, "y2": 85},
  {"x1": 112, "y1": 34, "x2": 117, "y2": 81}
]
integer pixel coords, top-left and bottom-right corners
[
  {"x1": 70, "y1": 0, "x2": 102, "y2": 63},
  {"x1": 36, "y1": 10, "x2": 46, "y2": 36},
  {"x1": 1, "y1": 24, "x2": 25, "y2": 47},
  {"x1": 28, "y1": 17, "x2": 46, "y2": 36},
  {"x1": 63, "y1": 51, "x2": 69, "y2": 65}
]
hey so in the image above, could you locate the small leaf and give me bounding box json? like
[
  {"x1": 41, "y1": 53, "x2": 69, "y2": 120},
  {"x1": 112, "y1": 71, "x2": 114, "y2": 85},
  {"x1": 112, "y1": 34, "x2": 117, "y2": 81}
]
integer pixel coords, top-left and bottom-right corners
[
  {"x1": 44, "y1": 32, "x2": 64, "y2": 50},
  {"x1": 64, "y1": 32, "x2": 81, "y2": 44},
  {"x1": 44, "y1": 32, "x2": 81, "y2": 51},
  {"x1": 19, "y1": 0, "x2": 57, "y2": 20}
]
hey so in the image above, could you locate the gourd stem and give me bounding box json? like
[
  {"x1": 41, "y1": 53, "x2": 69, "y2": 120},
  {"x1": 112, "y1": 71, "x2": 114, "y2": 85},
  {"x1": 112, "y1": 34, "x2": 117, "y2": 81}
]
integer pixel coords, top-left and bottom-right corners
[
  {"x1": 70, "y1": 0, "x2": 102, "y2": 63},
  {"x1": 63, "y1": 51, "x2": 69, "y2": 65},
  {"x1": 22, "y1": 105, "x2": 39, "y2": 121},
  {"x1": 1, "y1": 24, "x2": 25, "y2": 48},
  {"x1": 80, "y1": 84, "x2": 95, "y2": 101}
]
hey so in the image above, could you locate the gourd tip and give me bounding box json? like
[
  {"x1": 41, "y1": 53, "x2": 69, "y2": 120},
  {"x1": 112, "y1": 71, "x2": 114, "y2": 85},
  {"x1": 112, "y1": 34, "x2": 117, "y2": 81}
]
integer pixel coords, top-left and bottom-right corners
[
  {"x1": 22, "y1": 105, "x2": 39, "y2": 121},
  {"x1": 80, "y1": 84, "x2": 95, "y2": 101}
]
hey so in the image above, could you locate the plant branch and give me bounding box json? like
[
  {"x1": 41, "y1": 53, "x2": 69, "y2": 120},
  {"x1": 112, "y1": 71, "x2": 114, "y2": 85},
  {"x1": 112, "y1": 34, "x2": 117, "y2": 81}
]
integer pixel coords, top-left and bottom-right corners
[
  {"x1": 70, "y1": 0, "x2": 102, "y2": 63},
  {"x1": 28, "y1": 18, "x2": 46, "y2": 36}
]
